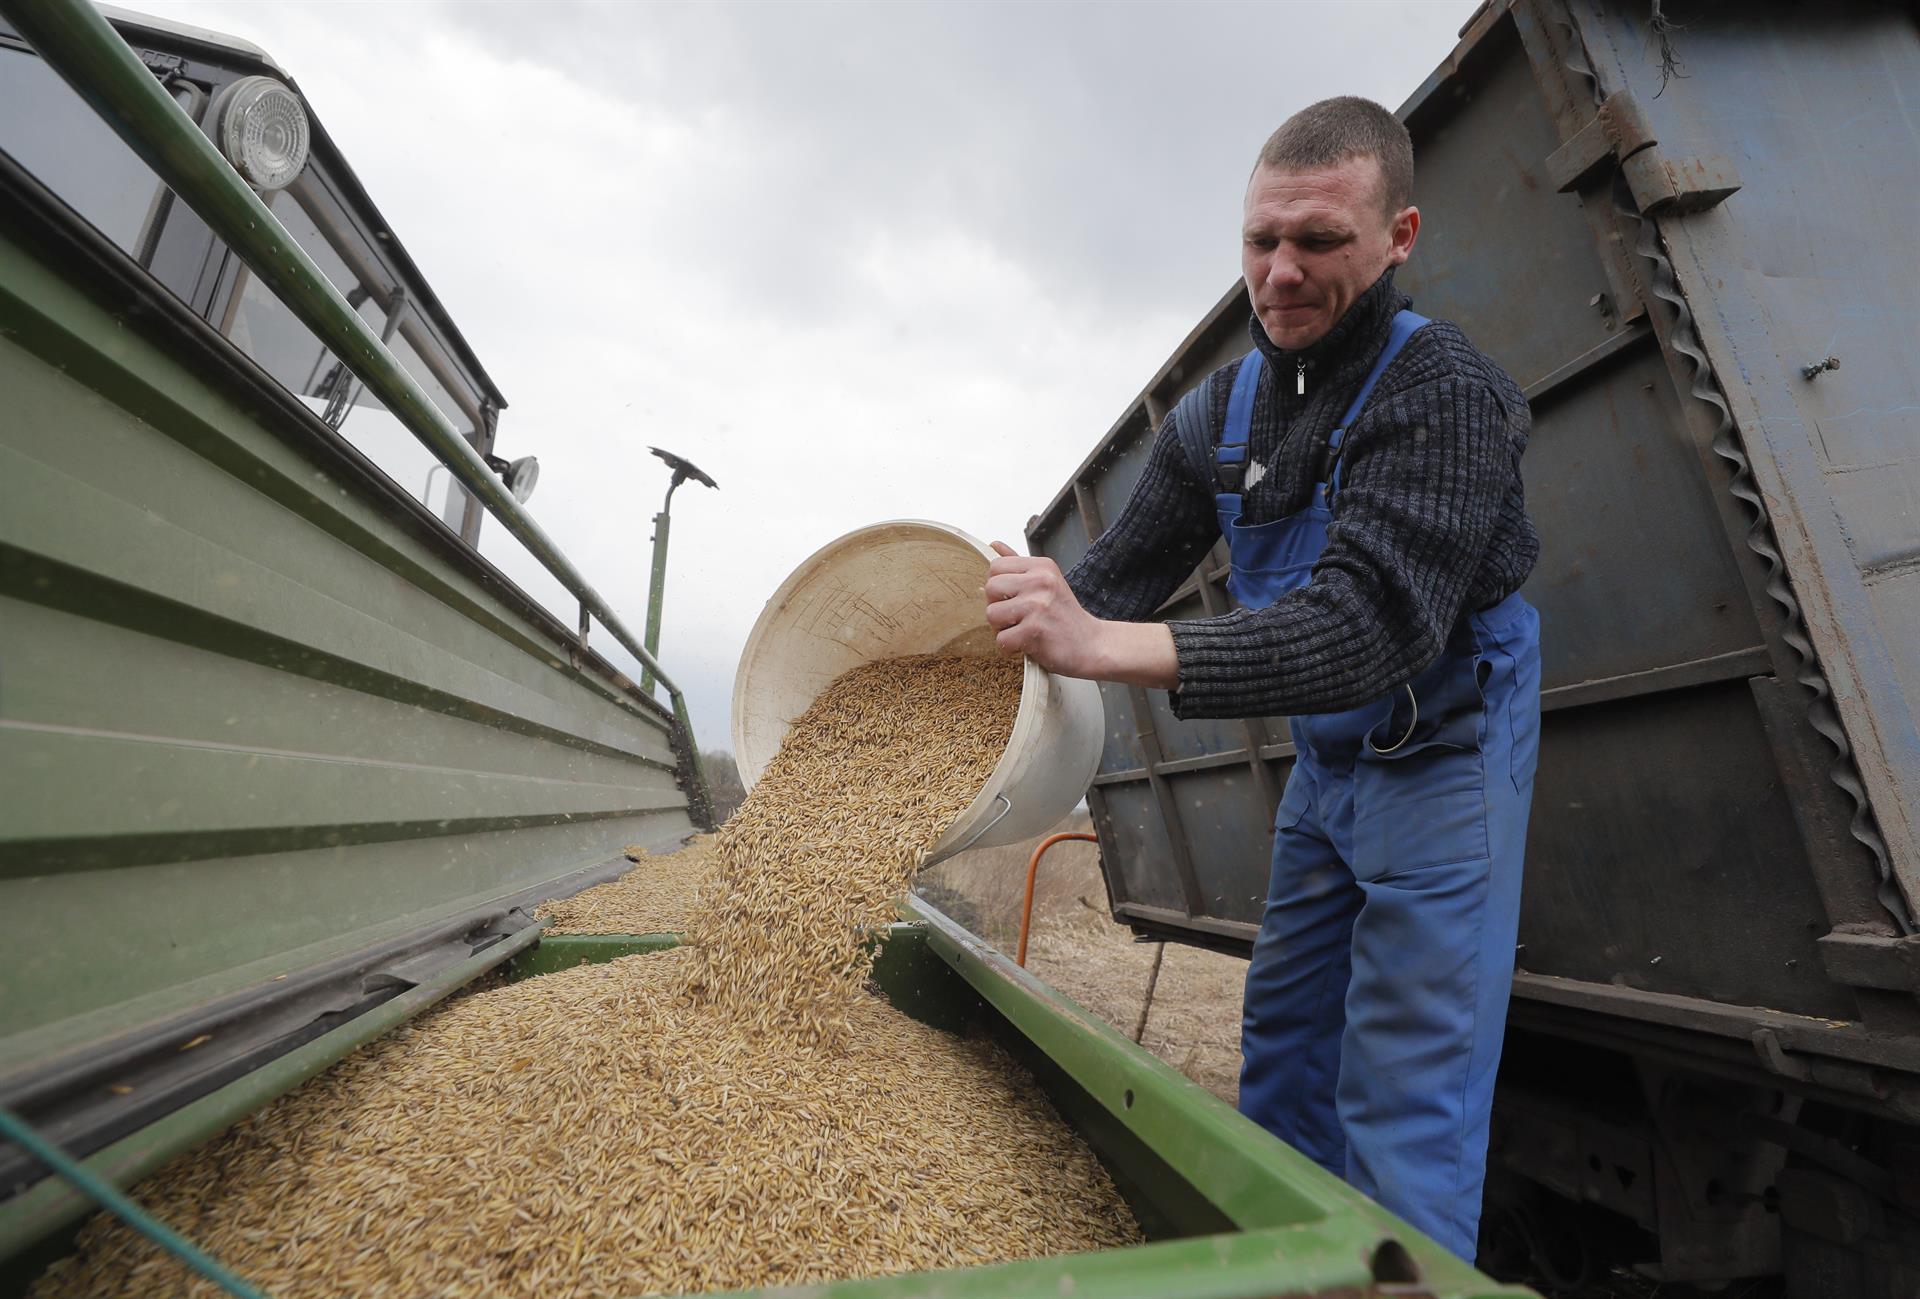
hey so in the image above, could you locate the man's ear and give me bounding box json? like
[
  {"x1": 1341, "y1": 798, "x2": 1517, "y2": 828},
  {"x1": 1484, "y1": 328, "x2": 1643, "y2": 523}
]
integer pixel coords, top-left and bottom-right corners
[{"x1": 1387, "y1": 206, "x2": 1421, "y2": 267}]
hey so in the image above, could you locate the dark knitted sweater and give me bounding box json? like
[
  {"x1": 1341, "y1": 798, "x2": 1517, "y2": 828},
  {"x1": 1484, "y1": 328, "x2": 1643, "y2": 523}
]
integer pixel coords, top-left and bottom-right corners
[{"x1": 1064, "y1": 268, "x2": 1538, "y2": 720}]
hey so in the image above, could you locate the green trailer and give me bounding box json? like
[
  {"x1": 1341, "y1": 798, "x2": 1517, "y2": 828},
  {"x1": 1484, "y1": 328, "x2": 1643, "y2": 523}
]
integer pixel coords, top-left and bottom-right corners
[
  {"x1": 0, "y1": 1, "x2": 1537, "y2": 1294},
  {"x1": 0, "y1": 0, "x2": 708, "y2": 1257}
]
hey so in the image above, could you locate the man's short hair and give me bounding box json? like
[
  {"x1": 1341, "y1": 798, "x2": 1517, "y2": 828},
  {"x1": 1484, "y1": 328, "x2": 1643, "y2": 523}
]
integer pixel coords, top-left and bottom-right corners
[{"x1": 1256, "y1": 96, "x2": 1413, "y2": 218}]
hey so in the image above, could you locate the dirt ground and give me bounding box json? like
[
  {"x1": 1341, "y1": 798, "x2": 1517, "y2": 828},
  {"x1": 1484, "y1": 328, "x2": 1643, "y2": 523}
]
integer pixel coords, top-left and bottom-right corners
[{"x1": 914, "y1": 812, "x2": 1246, "y2": 1105}]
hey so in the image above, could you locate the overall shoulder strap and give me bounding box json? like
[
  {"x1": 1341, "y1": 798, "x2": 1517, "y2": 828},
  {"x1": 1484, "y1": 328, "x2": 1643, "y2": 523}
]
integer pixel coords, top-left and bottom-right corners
[
  {"x1": 1326, "y1": 309, "x2": 1431, "y2": 495},
  {"x1": 1172, "y1": 351, "x2": 1262, "y2": 493},
  {"x1": 1169, "y1": 382, "x2": 1214, "y2": 486},
  {"x1": 1335, "y1": 309, "x2": 1430, "y2": 432}
]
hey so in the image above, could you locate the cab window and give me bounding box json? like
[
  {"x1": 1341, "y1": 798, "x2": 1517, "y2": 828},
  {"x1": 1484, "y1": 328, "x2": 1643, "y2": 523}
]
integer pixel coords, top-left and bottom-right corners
[
  {"x1": 217, "y1": 184, "x2": 484, "y2": 528},
  {"x1": 0, "y1": 44, "x2": 177, "y2": 256}
]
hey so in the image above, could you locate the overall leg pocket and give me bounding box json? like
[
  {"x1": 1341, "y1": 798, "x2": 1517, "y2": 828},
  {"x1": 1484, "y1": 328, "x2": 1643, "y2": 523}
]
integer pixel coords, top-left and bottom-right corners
[
  {"x1": 1351, "y1": 648, "x2": 1490, "y2": 876},
  {"x1": 1352, "y1": 743, "x2": 1490, "y2": 876}
]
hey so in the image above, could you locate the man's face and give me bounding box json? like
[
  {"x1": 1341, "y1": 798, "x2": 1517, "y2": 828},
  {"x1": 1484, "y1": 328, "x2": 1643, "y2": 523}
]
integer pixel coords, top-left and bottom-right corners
[{"x1": 1241, "y1": 156, "x2": 1419, "y2": 351}]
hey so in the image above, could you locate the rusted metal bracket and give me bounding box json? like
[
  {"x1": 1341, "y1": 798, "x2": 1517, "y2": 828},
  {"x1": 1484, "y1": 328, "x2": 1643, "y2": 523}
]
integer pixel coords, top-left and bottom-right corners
[
  {"x1": 1546, "y1": 89, "x2": 1741, "y2": 214},
  {"x1": 1621, "y1": 148, "x2": 1742, "y2": 216},
  {"x1": 1543, "y1": 89, "x2": 1743, "y2": 214},
  {"x1": 1545, "y1": 91, "x2": 1656, "y2": 191},
  {"x1": 1817, "y1": 931, "x2": 1920, "y2": 995},
  {"x1": 1511, "y1": 9, "x2": 1655, "y2": 326}
]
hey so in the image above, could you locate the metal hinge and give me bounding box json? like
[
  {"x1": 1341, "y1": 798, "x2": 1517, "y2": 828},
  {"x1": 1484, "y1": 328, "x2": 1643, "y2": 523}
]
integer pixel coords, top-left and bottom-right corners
[{"x1": 1545, "y1": 89, "x2": 1741, "y2": 214}]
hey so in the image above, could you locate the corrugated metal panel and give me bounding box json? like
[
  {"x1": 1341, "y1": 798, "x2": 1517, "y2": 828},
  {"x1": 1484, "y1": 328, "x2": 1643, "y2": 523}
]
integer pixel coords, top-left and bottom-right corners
[
  {"x1": 0, "y1": 172, "x2": 695, "y2": 1085},
  {"x1": 1027, "y1": 0, "x2": 1920, "y2": 1098}
]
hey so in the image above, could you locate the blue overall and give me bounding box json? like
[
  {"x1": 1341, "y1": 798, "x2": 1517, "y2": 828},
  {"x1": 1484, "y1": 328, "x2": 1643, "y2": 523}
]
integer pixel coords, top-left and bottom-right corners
[{"x1": 1210, "y1": 313, "x2": 1540, "y2": 1261}]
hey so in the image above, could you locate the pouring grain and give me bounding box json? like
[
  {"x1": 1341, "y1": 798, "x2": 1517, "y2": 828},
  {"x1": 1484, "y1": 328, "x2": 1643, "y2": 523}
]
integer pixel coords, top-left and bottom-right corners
[{"x1": 681, "y1": 653, "x2": 1027, "y2": 1047}]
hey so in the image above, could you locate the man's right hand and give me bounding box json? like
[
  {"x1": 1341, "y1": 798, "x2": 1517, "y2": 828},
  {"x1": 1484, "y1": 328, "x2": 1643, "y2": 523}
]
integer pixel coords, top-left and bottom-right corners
[{"x1": 984, "y1": 541, "x2": 1178, "y2": 689}]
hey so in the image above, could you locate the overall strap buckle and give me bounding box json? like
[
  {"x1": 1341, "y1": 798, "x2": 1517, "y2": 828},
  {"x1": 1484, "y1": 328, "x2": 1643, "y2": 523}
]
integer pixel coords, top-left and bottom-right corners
[
  {"x1": 1215, "y1": 444, "x2": 1249, "y2": 492},
  {"x1": 1212, "y1": 350, "x2": 1263, "y2": 496}
]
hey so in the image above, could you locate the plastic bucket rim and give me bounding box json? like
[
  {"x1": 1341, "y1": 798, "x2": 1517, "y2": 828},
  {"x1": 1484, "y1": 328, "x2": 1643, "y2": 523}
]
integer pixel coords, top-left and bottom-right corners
[{"x1": 728, "y1": 518, "x2": 1050, "y2": 857}]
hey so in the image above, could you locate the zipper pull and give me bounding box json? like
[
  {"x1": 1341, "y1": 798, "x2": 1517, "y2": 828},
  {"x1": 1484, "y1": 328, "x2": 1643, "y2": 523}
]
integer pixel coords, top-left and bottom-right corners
[{"x1": 1296, "y1": 360, "x2": 1306, "y2": 397}]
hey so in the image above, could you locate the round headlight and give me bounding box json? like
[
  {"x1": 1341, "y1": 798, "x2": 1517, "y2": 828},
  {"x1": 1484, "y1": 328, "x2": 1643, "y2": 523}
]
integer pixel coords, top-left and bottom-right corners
[
  {"x1": 504, "y1": 455, "x2": 541, "y2": 504},
  {"x1": 212, "y1": 75, "x2": 310, "y2": 192}
]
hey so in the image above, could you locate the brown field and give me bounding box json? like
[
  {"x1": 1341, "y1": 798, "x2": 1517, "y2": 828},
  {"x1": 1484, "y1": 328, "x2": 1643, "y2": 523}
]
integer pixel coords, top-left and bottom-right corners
[{"x1": 914, "y1": 812, "x2": 1246, "y2": 1105}]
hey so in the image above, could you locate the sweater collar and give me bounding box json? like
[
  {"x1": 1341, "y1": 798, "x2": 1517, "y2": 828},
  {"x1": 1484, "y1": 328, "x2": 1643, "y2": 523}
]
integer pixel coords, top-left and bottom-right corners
[{"x1": 1247, "y1": 266, "x2": 1410, "y2": 385}]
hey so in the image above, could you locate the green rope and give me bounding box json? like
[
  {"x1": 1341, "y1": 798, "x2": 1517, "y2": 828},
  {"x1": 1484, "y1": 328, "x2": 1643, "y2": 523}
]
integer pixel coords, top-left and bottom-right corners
[{"x1": 0, "y1": 1106, "x2": 268, "y2": 1299}]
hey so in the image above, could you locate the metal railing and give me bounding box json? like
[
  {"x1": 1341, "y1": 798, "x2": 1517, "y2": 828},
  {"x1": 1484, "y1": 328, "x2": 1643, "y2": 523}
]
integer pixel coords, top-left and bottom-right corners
[{"x1": 0, "y1": 0, "x2": 705, "y2": 773}]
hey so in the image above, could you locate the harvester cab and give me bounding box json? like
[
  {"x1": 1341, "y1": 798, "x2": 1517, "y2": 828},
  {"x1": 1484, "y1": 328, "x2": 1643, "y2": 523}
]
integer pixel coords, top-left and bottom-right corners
[{"x1": 0, "y1": 3, "x2": 514, "y2": 547}]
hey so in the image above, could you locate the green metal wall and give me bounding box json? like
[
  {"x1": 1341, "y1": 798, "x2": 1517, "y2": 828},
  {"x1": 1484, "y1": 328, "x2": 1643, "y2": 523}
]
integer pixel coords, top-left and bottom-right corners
[{"x1": 0, "y1": 207, "x2": 695, "y2": 1080}]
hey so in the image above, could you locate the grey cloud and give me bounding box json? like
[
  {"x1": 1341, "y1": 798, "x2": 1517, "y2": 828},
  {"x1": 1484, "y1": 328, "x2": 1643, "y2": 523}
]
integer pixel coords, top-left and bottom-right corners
[
  {"x1": 436, "y1": 1, "x2": 1473, "y2": 327},
  {"x1": 126, "y1": 0, "x2": 1483, "y2": 753}
]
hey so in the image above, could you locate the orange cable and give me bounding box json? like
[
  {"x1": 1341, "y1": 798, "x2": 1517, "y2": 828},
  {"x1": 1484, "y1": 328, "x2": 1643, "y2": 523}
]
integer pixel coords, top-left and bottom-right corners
[{"x1": 1017, "y1": 832, "x2": 1099, "y2": 967}]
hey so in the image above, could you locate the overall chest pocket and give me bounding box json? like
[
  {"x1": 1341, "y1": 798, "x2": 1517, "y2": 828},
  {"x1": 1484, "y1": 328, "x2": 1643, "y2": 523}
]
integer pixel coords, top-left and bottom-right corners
[{"x1": 1349, "y1": 651, "x2": 1491, "y2": 879}]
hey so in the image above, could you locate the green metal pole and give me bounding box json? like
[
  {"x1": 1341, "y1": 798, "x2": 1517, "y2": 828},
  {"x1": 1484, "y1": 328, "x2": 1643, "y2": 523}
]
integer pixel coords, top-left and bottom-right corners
[
  {"x1": 643, "y1": 503, "x2": 711, "y2": 825},
  {"x1": 671, "y1": 689, "x2": 712, "y2": 828},
  {"x1": 637, "y1": 473, "x2": 711, "y2": 826},
  {"x1": 641, "y1": 507, "x2": 670, "y2": 695}
]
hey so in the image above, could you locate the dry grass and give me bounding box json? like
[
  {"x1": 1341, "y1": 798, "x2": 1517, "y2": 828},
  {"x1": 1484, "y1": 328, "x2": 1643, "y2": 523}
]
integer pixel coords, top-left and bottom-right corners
[
  {"x1": 1020, "y1": 916, "x2": 1245, "y2": 1106},
  {"x1": 536, "y1": 838, "x2": 716, "y2": 936},
  {"x1": 36, "y1": 654, "x2": 1140, "y2": 1298}
]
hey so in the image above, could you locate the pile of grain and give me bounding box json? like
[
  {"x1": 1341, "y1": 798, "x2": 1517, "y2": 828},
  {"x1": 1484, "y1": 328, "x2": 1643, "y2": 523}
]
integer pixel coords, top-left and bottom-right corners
[
  {"x1": 536, "y1": 837, "x2": 716, "y2": 935},
  {"x1": 36, "y1": 653, "x2": 1140, "y2": 1298}
]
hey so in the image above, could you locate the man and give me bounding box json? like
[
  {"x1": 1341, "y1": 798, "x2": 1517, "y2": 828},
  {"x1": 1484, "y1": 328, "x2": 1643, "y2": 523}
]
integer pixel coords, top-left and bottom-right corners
[{"x1": 984, "y1": 96, "x2": 1541, "y2": 1260}]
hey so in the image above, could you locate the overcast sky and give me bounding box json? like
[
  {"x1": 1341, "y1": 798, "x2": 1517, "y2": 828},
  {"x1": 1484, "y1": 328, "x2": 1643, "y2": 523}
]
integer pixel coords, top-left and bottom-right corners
[{"x1": 138, "y1": 0, "x2": 1478, "y2": 751}]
